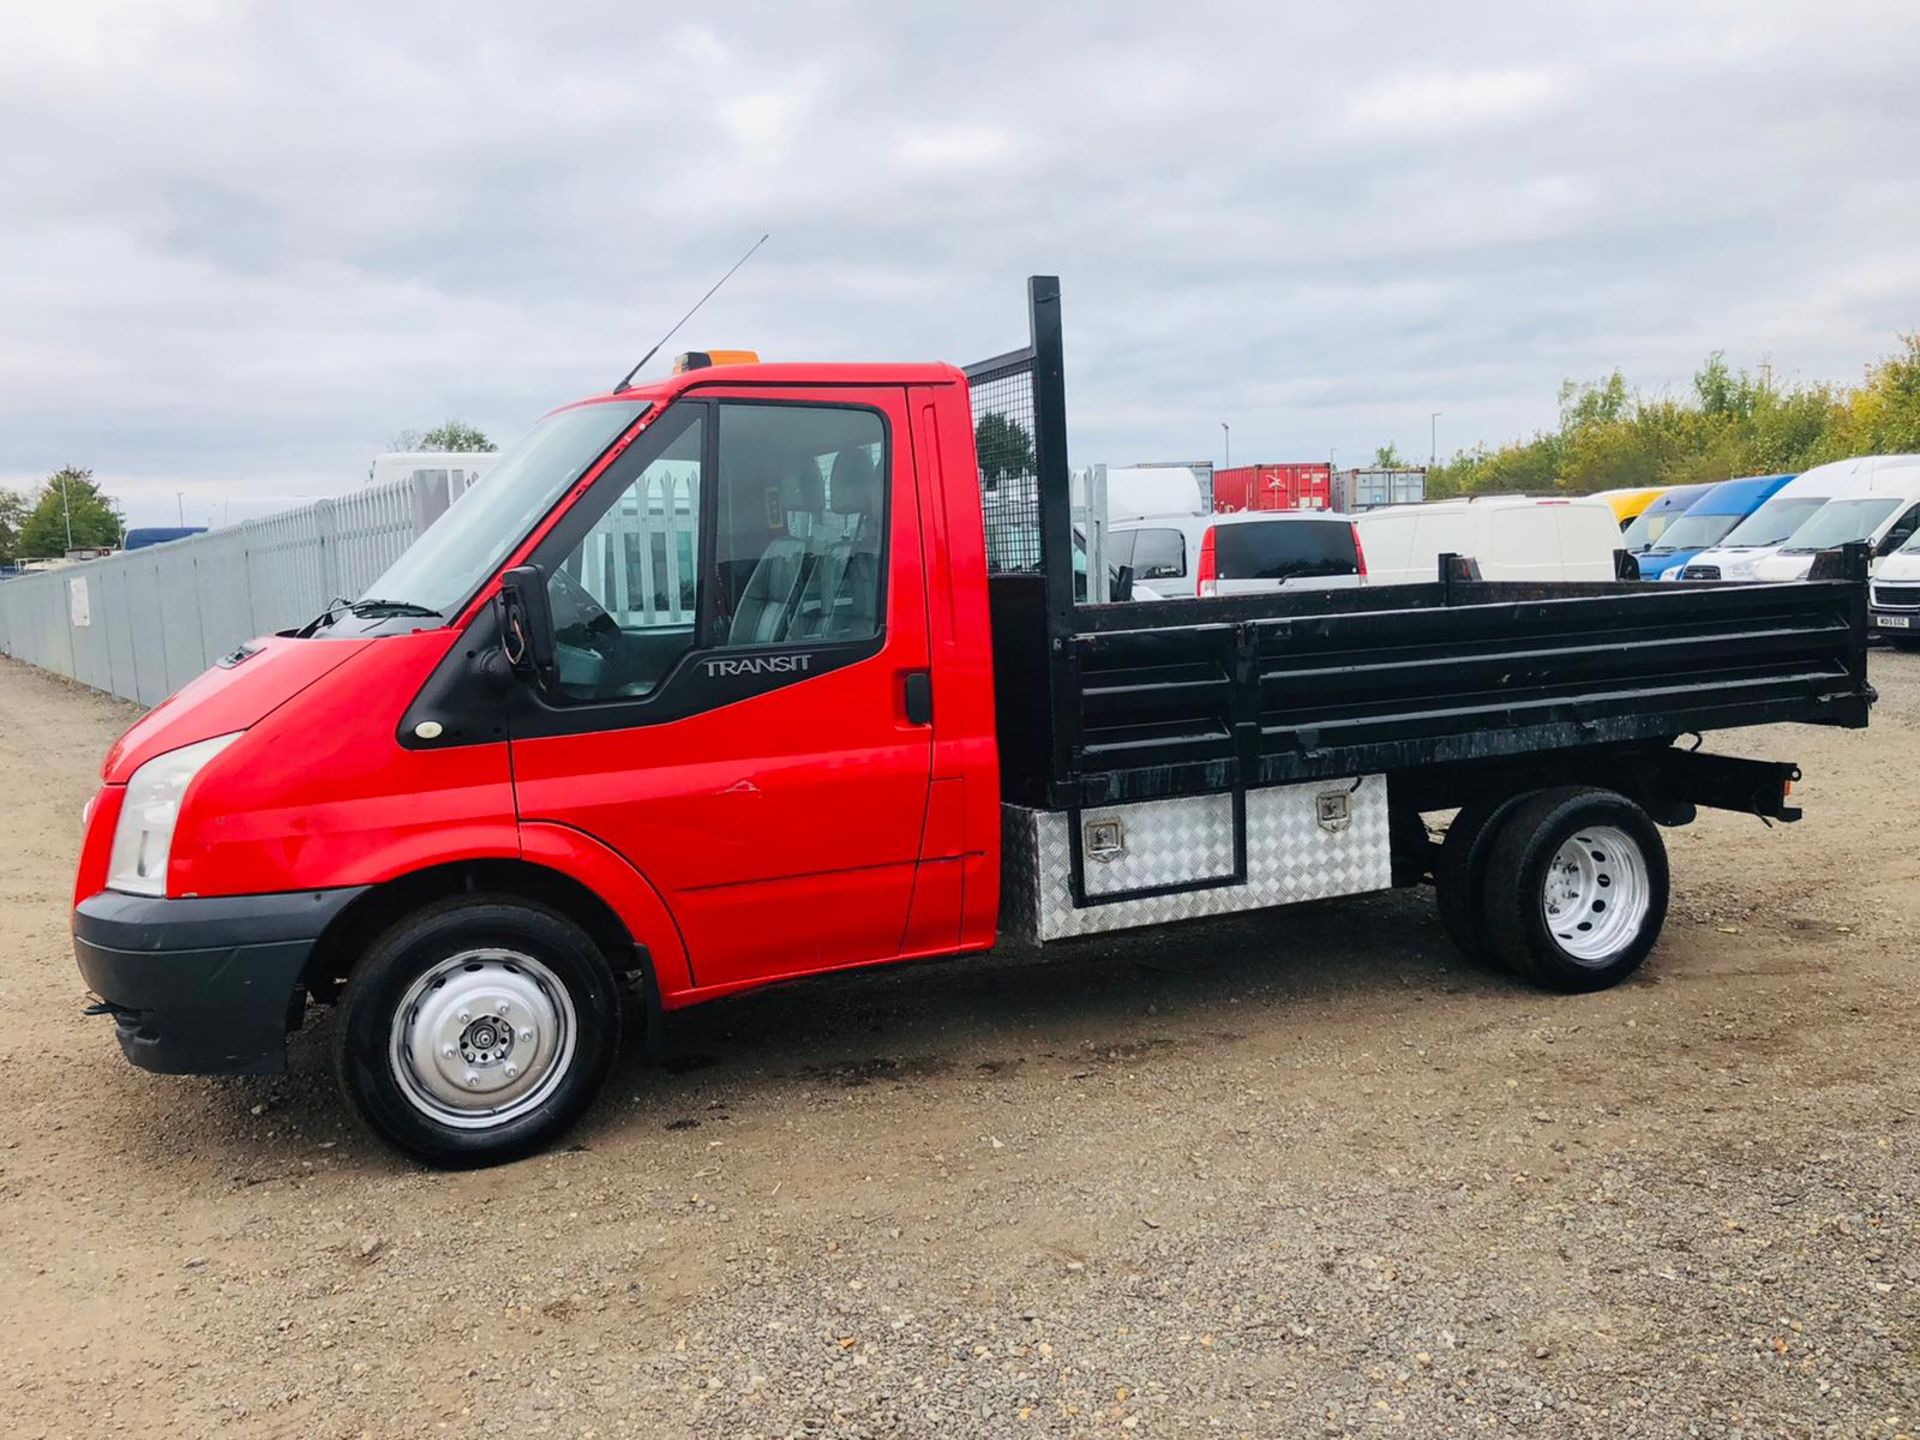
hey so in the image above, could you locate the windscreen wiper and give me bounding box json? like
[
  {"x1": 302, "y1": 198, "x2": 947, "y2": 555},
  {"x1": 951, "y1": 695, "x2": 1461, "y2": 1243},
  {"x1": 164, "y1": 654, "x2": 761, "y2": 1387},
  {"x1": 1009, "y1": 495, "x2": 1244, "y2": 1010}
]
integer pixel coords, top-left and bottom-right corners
[{"x1": 348, "y1": 598, "x2": 442, "y2": 618}]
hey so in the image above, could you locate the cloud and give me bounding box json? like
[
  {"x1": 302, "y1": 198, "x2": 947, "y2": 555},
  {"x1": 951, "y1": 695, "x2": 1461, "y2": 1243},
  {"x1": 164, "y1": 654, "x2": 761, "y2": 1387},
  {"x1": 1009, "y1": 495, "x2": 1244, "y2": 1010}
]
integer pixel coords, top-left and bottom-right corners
[
  {"x1": 1341, "y1": 66, "x2": 1570, "y2": 137},
  {"x1": 892, "y1": 125, "x2": 1015, "y2": 170},
  {"x1": 0, "y1": 0, "x2": 1915, "y2": 527},
  {"x1": 726, "y1": 92, "x2": 805, "y2": 152}
]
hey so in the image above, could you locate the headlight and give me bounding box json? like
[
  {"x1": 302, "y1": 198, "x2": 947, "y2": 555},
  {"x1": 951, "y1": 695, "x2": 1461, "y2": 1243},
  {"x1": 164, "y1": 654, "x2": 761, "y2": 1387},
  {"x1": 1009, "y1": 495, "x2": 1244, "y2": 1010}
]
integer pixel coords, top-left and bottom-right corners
[{"x1": 107, "y1": 733, "x2": 242, "y2": 897}]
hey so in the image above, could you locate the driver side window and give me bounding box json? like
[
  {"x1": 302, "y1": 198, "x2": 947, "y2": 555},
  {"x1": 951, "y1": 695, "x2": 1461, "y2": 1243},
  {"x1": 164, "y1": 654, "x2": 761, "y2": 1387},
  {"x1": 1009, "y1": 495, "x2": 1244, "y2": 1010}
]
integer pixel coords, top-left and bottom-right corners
[
  {"x1": 547, "y1": 410, "x2": 705, "y2": 701},
  {"x1": 711, "y1": 402, "x2": 886, "y2": 647},
  {"x1": 1880, "y1": 502, "x2": 1920, "y2": 555}
]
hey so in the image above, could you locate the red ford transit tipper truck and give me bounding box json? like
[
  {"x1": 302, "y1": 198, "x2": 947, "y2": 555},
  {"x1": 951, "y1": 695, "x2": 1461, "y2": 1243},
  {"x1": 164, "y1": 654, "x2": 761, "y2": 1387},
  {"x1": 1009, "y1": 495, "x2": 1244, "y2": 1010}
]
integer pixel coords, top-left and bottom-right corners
[{"x1": 72, "y1": 278, "x2": 1875, "y2": 1166}]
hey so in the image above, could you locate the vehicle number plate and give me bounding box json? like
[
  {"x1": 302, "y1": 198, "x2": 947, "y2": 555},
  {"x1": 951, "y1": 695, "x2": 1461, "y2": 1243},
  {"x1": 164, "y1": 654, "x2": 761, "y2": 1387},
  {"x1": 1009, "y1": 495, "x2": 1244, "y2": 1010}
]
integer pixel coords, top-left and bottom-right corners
[{"x1": 1876, "y1": 614, "x2": 1911, "y2": 629}]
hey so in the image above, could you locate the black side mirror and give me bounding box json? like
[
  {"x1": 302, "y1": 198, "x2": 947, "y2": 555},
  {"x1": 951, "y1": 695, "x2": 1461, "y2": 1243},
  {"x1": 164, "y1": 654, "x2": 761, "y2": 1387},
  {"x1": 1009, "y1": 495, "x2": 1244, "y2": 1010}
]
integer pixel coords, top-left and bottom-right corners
[
  {"x1": 1614, "y1": 548, "x2": 1641, "y2": 581},
  {"x1": 1110, "y1": 563, "x2": 1136, "y2": 603},
  {"x1": 498, "y1": 564, "x2": 556, "y2": 691}
]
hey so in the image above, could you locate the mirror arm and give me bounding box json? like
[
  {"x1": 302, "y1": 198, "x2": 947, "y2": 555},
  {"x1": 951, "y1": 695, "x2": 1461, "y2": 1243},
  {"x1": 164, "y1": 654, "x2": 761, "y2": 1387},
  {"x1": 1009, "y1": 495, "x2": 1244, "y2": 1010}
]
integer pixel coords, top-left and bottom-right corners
[{"x1": 498, "y1": 564, "x2": 557, "y2": 691}]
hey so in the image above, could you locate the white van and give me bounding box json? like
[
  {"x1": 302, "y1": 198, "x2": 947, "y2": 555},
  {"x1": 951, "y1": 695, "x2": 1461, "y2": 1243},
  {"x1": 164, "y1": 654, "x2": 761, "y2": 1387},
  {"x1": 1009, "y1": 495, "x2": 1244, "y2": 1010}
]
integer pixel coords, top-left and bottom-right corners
[
  {"x1": 1075, "y1": 466, "x2": 1207, "y2": 523},
  {"x1": 1870, "y1": 527, "x2": 1920, "y2": 644},
  {"x1": 1750, "y1": 457, "x2": 1920, "y2": 583},
  {"x1": 1353, "y1": 496, "x2": 1620, "y2": 587},
  {"x1": 370, "y1": 450, "x2": 501, "y2": 504},
  {"x1": 1107, "y1": 511, "x2": 1363, "y2": 597},
  {"x1": 1675, "y1": 457, "x2": 1879, "y2": 581}
]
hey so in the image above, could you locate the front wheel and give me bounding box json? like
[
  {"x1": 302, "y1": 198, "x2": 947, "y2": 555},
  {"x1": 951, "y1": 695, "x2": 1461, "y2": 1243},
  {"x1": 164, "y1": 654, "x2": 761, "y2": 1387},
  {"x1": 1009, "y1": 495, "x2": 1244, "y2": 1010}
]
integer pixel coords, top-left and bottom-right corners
[
  {"x1": 1481, "y1": 788, "x2": 1670, "y2": 992},
  {"x1": 333, "y1": 898, "x2": 620, "y2": 1167}
]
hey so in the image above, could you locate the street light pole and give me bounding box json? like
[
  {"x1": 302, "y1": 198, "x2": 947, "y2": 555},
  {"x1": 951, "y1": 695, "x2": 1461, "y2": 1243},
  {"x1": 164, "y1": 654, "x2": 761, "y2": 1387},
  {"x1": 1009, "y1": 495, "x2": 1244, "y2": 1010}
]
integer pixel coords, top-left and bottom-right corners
[
  {"x1": 1221, "y1": 422, "x2": 1230, "y2": 471},
  {"x1": 59, "y1": 470, "x2": 73, "y2": 551},
  {"x1": 1430, "y1": 412, "x2": 1442, "y2": 468}
]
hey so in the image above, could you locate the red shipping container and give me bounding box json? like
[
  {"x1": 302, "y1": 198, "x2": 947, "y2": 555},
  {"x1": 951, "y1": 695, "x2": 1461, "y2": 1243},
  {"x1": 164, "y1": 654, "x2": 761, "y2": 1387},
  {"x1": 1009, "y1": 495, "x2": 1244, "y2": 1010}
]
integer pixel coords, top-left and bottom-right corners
[{"x1": 1213, "y1": 463, "x2": 1332, "y2": 513}]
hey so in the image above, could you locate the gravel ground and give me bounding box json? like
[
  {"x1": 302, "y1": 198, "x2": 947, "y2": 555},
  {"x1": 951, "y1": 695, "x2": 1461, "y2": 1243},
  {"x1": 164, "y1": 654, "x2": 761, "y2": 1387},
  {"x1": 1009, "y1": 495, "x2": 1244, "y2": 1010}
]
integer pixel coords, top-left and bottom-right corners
[{"x1": 1, "y1": 650, "x2": 1915, "y2": 1439}]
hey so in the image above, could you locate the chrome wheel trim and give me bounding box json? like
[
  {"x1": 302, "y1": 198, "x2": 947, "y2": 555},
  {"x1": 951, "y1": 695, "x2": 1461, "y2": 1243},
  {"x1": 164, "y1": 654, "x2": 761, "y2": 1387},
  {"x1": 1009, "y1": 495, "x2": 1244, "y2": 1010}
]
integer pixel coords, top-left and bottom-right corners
[
  {"x1": 1541, "y1": 825, "x2": 1650, "y2": 965},
  {"x1": 388, "y1": 949, "x2": 577, "y2": 1129}
]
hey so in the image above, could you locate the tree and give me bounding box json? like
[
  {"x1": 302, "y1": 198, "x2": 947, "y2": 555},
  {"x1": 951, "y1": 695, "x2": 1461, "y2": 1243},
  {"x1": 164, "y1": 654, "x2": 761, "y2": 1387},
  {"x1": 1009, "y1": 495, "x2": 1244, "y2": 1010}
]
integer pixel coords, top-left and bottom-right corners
[
  {"x1": 974, "y1": 412, "x2": 1035, "y2": 483},
  {"x1": 17, "y1": 467, "x2": 123, "y2": 557},
  {"x1": 388, "y1": 428, "x2": 425, "y2": 452},
  {"x1": 1422, "y1": 331, "x2": 1920, "y2": 501},
  {"x1": 1558, "y1": 371, "x2": 1630, "y2": 431},
  {"x1": 0, "y1": 486, "x2": 27, "y2": 561},
  {"x1": 1837, "y1": 333, "x2": 1920, "y2": 456},
  {"x1": 1372, "y1": 443, "x2": 1405, "y2": 468},
  {"x1": 1692, "y1": 352, "x2": 1757, "y2": 420},
  {"x1": 418, "y1": 420, "x2": 496, "y2": 452}
]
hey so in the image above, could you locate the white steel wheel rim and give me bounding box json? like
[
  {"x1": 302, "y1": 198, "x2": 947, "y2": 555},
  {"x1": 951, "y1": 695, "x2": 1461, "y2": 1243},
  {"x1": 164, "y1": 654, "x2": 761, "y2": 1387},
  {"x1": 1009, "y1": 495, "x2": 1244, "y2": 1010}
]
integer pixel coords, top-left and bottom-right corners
[
  {"x1": 388, "y1": 949, "x2": 577, "y2": 1129},
  {"x1": 1541, "y1": 825, "x2": 1650, "y2": 965}
]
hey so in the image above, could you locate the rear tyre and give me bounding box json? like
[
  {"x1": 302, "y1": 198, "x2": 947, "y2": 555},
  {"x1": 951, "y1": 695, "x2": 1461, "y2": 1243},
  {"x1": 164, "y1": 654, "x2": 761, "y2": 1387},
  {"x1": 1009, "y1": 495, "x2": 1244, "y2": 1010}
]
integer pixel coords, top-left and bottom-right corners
[
  {"x1": 333, "y1": 898, "x2": 620, "y2": 1167},
  {"x1": 1433, "y1": 792, "x2": 1530, "y2": 967},
  {"x1": 1481, "y1": 787, "x2": 1669, "y2": 992}
]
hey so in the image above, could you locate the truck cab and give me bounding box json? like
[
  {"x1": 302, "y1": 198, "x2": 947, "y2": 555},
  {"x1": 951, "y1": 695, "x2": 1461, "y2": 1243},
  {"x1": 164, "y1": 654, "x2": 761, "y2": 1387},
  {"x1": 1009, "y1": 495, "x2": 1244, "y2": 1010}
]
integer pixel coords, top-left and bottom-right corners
[{"x1": 74, "y1": 362, "x2": 1006, "y2": 1163}]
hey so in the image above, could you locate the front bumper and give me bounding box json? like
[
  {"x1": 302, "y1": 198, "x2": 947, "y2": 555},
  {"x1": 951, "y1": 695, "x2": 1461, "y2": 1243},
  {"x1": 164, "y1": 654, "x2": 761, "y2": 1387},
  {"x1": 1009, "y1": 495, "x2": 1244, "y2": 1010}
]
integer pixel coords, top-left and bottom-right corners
[
  {"x1": 1871, "y1": 581, "x2": 1919, "y2": 636},
  {"x1": 73, "y1": 887, "x2": 367, "y2": 1075}
]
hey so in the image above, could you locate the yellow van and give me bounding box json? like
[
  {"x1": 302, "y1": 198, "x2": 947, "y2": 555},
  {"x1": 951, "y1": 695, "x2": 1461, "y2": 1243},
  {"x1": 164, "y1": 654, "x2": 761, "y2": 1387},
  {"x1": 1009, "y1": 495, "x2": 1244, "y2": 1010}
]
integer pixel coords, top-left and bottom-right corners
[{"x1": 1594, "y1": 487, "x2": 1668, "y2": 531}]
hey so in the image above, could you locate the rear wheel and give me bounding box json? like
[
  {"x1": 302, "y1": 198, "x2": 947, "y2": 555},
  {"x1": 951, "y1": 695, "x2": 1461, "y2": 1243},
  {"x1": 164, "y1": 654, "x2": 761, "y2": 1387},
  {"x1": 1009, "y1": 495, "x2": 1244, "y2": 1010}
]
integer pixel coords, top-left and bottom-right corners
[
  {"x1": 1481, "y1": 787, "x2": 1669, "y2": 992},
  {"x1": 1433, "y1": 792, "x2": 1530, "y2": 966},
  {"x1": 334, "y1": 898, "x2": 620, "y2": 1167}
]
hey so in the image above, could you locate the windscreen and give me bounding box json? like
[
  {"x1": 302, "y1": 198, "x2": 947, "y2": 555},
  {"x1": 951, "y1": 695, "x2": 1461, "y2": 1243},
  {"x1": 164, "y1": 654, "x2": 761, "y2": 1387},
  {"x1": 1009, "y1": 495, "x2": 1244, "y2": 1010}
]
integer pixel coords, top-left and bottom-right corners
[
  {"x1": 1781, "y1": 496, "x2": 1900, "y2": 551},
  {"x1": 1649, "y1": 510, "x2": 1742, "y2": 552},
  {"x1": 1125, "y1": 527, "x2": 1186, "y2": 579},
  {"x1": 1619, "y1": 508, "x2": 1668, "y2": 550},
  {"x1": 1215, "y1": 520, "x2": 1358, "y2": 580},
  {"x1": 360, "y1": 400, "x2": 649, "y2": 615},
  {"x1": 1717, "y1": 496, "x2": 1829, "y2": 548}
]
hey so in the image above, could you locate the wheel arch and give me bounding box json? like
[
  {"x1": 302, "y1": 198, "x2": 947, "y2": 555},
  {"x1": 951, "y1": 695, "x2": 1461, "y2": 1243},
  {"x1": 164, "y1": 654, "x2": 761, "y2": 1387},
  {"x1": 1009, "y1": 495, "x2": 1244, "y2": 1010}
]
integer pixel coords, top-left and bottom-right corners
[
  {"x1": 1394, "y1": 744, "x2": 1700, "y2": 829},
  {"x1": 304, "y1": 840, "x2": 692, "y2": 1006}
]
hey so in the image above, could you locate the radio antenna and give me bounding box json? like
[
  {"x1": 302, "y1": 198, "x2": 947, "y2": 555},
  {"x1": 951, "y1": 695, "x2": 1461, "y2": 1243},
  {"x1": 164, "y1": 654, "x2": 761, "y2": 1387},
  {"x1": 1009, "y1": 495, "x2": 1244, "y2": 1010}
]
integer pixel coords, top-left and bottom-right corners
[{"x1": 612, "y1": 233, "x2": 770, "y2": 392}]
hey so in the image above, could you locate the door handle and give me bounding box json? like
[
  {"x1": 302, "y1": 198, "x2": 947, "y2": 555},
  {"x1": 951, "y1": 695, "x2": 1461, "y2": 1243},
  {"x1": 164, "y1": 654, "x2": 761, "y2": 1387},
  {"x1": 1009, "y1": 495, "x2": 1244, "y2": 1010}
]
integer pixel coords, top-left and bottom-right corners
[{"x1": 903, "y1": 670, "x2": 933, "y2": 726}]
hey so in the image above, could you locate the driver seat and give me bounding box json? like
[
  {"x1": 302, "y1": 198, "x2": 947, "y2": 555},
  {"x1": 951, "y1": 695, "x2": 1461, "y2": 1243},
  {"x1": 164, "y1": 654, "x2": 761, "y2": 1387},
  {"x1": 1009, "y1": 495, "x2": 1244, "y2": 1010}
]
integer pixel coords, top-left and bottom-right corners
[{"x1": 791, "y1": 448, "x2": 883, "y2": 640}]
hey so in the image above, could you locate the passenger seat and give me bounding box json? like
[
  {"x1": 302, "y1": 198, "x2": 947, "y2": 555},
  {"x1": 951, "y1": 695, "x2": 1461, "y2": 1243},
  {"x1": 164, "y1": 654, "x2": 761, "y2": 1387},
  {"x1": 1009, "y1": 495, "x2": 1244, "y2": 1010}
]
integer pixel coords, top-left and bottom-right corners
[{"x1": 727, "y1": 458, "x2": 825, "y2": 645}]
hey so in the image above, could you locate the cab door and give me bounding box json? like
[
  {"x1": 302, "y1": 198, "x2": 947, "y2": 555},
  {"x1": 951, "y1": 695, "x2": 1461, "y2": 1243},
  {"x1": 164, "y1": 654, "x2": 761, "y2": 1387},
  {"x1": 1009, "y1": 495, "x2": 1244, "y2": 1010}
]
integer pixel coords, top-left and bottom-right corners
[{"x1": 506, "y1": 388, "x2": 934, "y2": 992}]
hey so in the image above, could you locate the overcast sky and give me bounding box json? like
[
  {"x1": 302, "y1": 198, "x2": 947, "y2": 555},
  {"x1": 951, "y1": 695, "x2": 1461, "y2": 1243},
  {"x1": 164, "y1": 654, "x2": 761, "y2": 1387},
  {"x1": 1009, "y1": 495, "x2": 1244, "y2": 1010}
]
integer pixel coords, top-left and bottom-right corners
[{"x1": 3, "y1": 1, "x2": 1918, "y2": 529}]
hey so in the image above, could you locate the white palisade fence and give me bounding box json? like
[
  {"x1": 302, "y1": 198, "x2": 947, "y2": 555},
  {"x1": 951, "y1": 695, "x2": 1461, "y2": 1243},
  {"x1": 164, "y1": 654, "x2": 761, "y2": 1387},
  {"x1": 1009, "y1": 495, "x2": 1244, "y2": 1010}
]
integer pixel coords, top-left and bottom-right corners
[
  {"x1": 0, "y1": 473, "x2": 443, "y2": 707},
  {"x1": 571, "y1": 467, "x2": 700, "y2": 627}
]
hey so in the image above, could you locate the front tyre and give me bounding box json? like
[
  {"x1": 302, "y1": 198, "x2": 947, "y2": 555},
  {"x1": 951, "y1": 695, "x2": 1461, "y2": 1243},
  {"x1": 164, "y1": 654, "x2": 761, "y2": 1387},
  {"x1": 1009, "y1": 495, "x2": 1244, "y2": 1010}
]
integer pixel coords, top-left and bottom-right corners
[
  {"x1": 1482, "y1": 788, "x2": 1670, "y2": 992},
  {"x1": 334, "y1": 898, "x2": 620, "y2": 1167}
]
